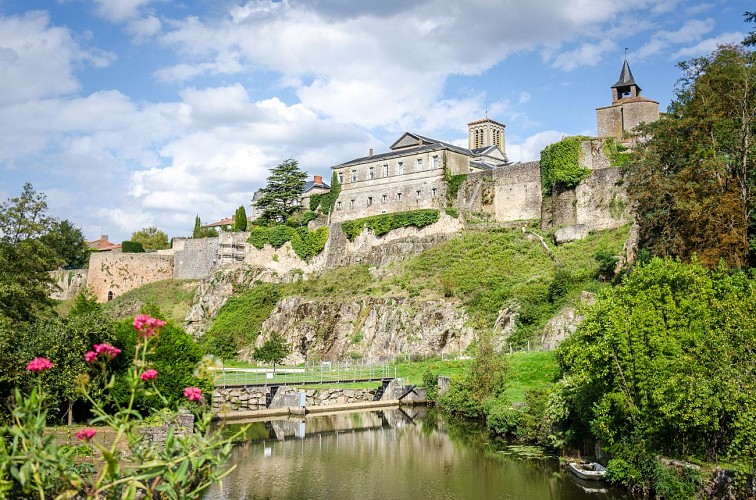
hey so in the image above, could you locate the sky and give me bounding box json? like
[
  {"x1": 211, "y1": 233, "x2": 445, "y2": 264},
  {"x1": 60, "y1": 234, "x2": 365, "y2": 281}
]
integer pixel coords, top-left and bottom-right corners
[{"x1": 0, "y1": 0, "x2": 751, "y2": 242}]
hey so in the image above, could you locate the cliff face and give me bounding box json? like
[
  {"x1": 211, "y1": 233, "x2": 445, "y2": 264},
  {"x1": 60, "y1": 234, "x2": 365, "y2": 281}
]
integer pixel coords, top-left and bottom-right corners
[{"x1": 252, "y1": 297, "x2": 475, "y2": 364}]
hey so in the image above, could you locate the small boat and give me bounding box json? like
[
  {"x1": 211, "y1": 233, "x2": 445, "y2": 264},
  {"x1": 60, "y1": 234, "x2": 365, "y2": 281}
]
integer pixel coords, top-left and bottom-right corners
[{"x1": 569, "y1": 462, "x2": 607, "y2": 481}]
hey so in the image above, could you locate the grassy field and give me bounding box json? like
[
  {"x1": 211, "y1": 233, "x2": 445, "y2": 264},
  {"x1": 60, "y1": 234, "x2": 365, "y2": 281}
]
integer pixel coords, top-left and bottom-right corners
[{"x1": 102, "y1": 279, "x2": 199, "y2": 324}]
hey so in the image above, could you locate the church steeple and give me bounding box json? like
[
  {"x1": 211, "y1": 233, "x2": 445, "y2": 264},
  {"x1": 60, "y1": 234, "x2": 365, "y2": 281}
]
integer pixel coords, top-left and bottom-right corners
[{"x1": 611, "y1": 59, "x2": 641, "y2": 102}]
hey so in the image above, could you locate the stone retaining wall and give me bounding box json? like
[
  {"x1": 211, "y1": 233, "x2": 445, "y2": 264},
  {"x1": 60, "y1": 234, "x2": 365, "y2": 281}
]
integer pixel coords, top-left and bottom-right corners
[{"x1": 212, "y1": 385, "x2": 379, "y2": 413}]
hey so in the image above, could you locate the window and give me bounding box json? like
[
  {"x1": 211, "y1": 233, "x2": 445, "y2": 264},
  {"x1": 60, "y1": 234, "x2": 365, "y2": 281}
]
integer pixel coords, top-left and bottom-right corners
[
  {"x1": 432, "y1": 188, "x2": 437, "y2": 197},
  {"x1": 337, "y1": 201, "x2": 342, "y2": 210},
  {"x1": 367, "y1": 196, "x2": 373, "y2": 206},
  {"x1": 350, "y1": 199, "x2": 355, "y2": 208},
  {"x1": 382, "y1": 194, "x2": 387, "y2": 204},
  {"x1": 351, "y1": 170, "x2": 358, "y2": 182},
  {"x1": 397, "y1": 192, "x2": 402, "y2": 201},
  {"x1": 383, "y1": 164, "x2": 389, "y2": 177},
  {"x1": 397, "y1": 162, "x2": 404, "y2": 174},
  {"x1": 433, "y1": 155, "x2": 439, "y2": 169},
  {"x1": 416, "y1": 190, "x2": 421, "y2": 199},
  {"x1": 338, "y1": 172, "x2": 344, "y2": 184},
  {"x1": 369, "y1": 166, "x2": 375, "y2": 180},
  {"x1": 416, "y1": 158, "x2": 423, "y2": 171}
]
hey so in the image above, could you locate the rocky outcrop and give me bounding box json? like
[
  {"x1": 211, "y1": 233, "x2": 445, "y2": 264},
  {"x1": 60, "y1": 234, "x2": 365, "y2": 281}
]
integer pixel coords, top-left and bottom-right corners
[
  {"x1": 540, "y1": 291, "x2": 596, "y2": 350},
  {"x1": 254, "y1": 297, "x2": 474, "y2": 364},
  {"x1": 185, "y1": 266, "x2": 299, "y2": 337}
]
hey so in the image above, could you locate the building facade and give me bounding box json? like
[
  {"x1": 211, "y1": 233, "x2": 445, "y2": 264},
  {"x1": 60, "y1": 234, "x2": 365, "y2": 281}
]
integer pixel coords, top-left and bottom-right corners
[{"x1": 329, "y1": 118, "x2": 509, "y2": 222}]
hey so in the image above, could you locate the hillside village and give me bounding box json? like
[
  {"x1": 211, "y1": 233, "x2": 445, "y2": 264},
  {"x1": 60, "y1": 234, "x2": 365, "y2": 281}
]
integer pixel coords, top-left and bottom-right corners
[{"x1": 53, "y1": 59, "x2": 657, "y2": 310}]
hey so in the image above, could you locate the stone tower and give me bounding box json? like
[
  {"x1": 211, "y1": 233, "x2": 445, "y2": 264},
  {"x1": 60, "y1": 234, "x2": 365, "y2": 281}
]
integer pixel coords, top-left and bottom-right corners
[
  {"x1": 596, "y1": 59, "x2": 659, "y2": 139},
  {"x1": 468, "y1": 118, "x2": 506, "y2": 153}
]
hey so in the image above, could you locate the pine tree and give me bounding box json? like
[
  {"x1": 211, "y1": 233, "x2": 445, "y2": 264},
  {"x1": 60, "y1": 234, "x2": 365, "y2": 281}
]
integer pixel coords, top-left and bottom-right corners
[
  {"x1": 233, "y1": 205, "x2": 248, "y2": 231},
  {"x1": 253, "y1": 159, "x2": 307, "y2": 224}
]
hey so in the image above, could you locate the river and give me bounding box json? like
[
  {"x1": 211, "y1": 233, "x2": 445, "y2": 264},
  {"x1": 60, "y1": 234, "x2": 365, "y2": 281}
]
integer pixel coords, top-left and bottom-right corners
[{"x1": 204, "y1": 407, "x2": 635, "y2": 499}]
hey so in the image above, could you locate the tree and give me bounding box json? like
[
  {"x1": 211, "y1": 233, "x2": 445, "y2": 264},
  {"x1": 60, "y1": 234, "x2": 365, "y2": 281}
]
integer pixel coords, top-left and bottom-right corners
[
  {"x1": 131, "y1": 226, "x2": 169, "y2": 251},
  {"x1": 558, "y1": 258, "x2": 756, "y2": 478},
  {"x1": 40, "y1": 219, "x2": 90, "y2": 269},
  {"x1": 0, "y1": 184, "x2": 59, "y2": 323},
  {"x1": 233, "y1": 205, "x2": 248, "y2": 231},
  {"x1": 191, "y1": 215, "x2": 218, "y2": 238},
  {"x1": 745, "y1": 11, "x2": 756, "y2": 47},
  {"x1": 625, "y1": 45, "x2": 756, "y2": 268},
  {"x1": 253, "y1": 159, "x2": 308, "y2": 224},
  {"x1": 252, "y1": 333, "x2": 290, "y2": 373}
]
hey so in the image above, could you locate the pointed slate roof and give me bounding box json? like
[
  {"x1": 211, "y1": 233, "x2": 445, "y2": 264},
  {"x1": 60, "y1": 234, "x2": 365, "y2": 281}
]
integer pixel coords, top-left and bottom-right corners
[{"x1": 612, "y1": 60, "x2": 640, "y2": 90}]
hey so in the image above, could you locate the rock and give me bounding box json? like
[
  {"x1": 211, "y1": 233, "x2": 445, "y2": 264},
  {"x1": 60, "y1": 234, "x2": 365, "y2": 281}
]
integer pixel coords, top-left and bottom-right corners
[
  {"x1": 541, "y1": 291, "x2": 596, "y2": 350},
  {"x1": 554, "y1": 224, "x2": 590, "y2": 244}
]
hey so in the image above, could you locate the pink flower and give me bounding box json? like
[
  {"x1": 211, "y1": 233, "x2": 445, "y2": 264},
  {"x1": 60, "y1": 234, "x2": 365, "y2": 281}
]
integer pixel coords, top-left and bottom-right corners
[
  {"x1": 93, "y1": 343, "x2": 121, "y2": 359},
  {"x1": 76, "y1": 428, "x2": 97, "y2": 442},
  {"x1": 183, "y1": 387, "x2": 202, "y2": 401},
  {"x1": 141, "y1": 369, "x2": 158, "y2": 381},
  {"x1": 133, "y1": 314, "x2": 166, "y2": 338},
  {"x1": 84, "y1": 351, "x2": 98, "y2": 363},
  {"x1": 26, "y1": 357, "x2": 54, "y2": 372}
]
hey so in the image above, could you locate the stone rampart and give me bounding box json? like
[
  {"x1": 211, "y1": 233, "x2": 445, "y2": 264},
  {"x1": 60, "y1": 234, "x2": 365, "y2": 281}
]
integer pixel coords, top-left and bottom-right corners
[
  {"x1": 211, "y1": 385, "x2": 377, "y2": 413},
  {"x1": 87, "y1": 252, "x2": 174, "y2": 302},
  {"x1": 173, "y1": 237, "x2": 218, "y2": 279},
  {"x1": 455, "y1": 162, "x2": 542, "y2": 222},
  {"x1": 49, "y1": 269, "x2": 89, "y2": 300}
]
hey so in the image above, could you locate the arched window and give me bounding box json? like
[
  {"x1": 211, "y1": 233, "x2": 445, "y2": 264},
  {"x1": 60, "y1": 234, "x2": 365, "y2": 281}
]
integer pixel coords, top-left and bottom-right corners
[{"x1": 107, "y1": 291, "x2": 114, "y2": 301}]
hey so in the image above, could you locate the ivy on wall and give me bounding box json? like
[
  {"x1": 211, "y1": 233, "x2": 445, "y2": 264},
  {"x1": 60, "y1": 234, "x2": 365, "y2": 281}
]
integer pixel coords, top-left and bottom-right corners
[
  {"x1": 602, "y1": 138, "x2": 631, "y2": 167},
  {"x1": 341, "y1": 209, "x2": 440, "y2": 241},
  {"x1": 309, "y1": 172, "x2": 342, "y2": 215},
  {"x1": 248, "y1": 225, "x2": 329, "y2": 261},
  {"x1": 540, "y1": 136, "x2": 592, "y2": 194}
]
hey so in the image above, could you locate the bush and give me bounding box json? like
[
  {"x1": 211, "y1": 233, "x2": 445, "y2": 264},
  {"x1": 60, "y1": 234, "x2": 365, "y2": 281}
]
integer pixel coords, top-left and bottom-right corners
[
  {"x1": 341, "y1": 209, "x2": 440, "y2": 241},
  {"x1": 247, "y1": 225, "x2": 328, "y2": 261},
  {"x1": 445, "y1": 207, "x2": 459, "y2": 218},
  {"x1": 540, "y1": 136, "x2": 592, "y2": 194},
  {"x1": 594, "y1": 248, "x2": 619, "y2": 280},
  {"x1": 485, "y1": 395, "x2": 521, "y2": 435},
  {"x1": 121, "y1": 240, "x2": 145, "y2": 253},
  {"x1": 422, "y1": 369, "x2": 438, "y2": 401}
]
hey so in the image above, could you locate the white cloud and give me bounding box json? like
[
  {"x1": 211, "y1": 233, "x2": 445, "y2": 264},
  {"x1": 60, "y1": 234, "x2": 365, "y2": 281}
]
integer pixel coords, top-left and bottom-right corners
[
  {"x1": 550, "y1": 40, "x2": 616, "y2": 71},
  {"x1": 126, "y1": 16, "x2": 162, "y2": 42},
  {"x1": 91, "y1": 0, "x2": 152, "y2": 22},
  {"x1": 507, "y1": 130, "x2": 570, "y2": 162},
  {"x1": 672, "y1": 32, "x2": 745, "y2": 59},
  {"x1": 634, "y1": 18, "x2": 715, "y2": 60}
]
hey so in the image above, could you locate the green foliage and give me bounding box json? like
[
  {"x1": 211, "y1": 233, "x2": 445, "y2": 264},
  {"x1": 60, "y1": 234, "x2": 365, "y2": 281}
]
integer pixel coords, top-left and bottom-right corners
[
  {"x1": 446, "y1": 174, "x2": 468, "y2": 204},
  {"x1": 253, "y1": 333, "x2": 290, "y2": 370},
  {"x1": 540, "y1": 136, "x2": 592, "y2": 194},
  {"x1": 247, "y1": 225, "x2": 328, "y2": 260},
  {"x1": 253, "y1": 159, "x2": 308, "y2": 224},
  {"x1": 40, "y1": 219, "x2": 90, "y2": 269},
  {"x1": 130, "y1": 226, "x2": 169, "y2": 251},
  {"x1": 602, "y1": 138, "x2": 631, "y2": 167},
  {"x1": 121, "y1": 240, "x2": 145, "y2": 253},
  {"x1": 113, "y1": 313, "x2": 207, "y2": 414},
  {"x1": 309, "y1": 193, "x2": 323, "y2": 212},
  {"x1": 594, "y1": 249, "x2": 618, "y2": 281},
  {"x1": 192, "y1": 215, "x2": 218, "y2": 238},
  {"x1": 341, "y1": 209, "x2": 440, "y2": 241},
  {"x1": 68, "y1": 290, "x2": 101, "y2": 317},
  {"x1": 317, "y1": 172, "x2": 341, "y2": 215},
  {"x1": 301, "y1": 210, "x2": 318, "y2": 225},
  {"x1": 625, "y1": 45, "x2": 756, "y2": 268},
  {"x1": 233, "y1": 205, "x2": 248, "y2": 232},
  {"x1": 559, "y1": 258, "x2": 756, "y2": 476},
  {"x1": 203, "y1": 283, "x2": 283, "y2": 358},
  {"x1": 445, "y1": 207, "x2": 459, "y2": 218},
  {"x1": 102, "y1": 279, "x2": 198, "y2": 325},
  {"x1": 422, "y1": 369, "x2": 438, "y2": 401}
]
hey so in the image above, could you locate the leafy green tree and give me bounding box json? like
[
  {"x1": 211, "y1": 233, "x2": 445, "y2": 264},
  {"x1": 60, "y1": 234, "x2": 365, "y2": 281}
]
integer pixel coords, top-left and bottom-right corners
[
  {"x1": 130, "y1": 226, "x2": 169, "y2": 251},
  {"x1": 625, "y1": 45, "x2": 756, "y2": 268},
  {"x1": 745, "y1": 11, "x2": 756, "y2": 47},
  {"x1": 191, "y1": 215, "x2": 218, "y2": 238},
  {"x1": 0, "y1": 184, "x2": 59, "y2": 323},
  {"x1": 253, "y1": 333, "x2": 290, "y2": 373},
  {"x1": 233, "y1": 205, "x2": 248, "y2": 231},
  {"x1": 253, "y1": 159, "x2": 308, "y2": 224},
  {"x1": 558, "y1": 258, "x2": 756, "y2": 474},
  {"x1": 40, "y1": 219, "x2": 90, "y2": 269}
]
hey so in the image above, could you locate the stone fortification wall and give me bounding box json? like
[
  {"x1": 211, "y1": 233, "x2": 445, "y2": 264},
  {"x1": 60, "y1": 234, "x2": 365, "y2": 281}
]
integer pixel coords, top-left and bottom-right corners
[
  {"x1": 173, "y1": 237, "x2": 218, "y2": 279},
  {"x1": 455, "y1": 162, "x2": 542, "y2": 222},
  {"x1": 542, "y1": 139, "x2": 632, "y2": 237},
  {"x1": 87, "y1": 252, "x2": 174, "y2": 302},
  {"x1": 49, "y1": 269, "x2": 88, "y2": 300}
]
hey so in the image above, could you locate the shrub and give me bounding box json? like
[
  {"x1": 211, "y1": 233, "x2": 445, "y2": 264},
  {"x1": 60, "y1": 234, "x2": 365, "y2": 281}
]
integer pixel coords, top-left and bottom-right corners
[
  {"x1": 121, "y1": 240, "x2": 145, "y2": 253},
  {"x1": 485, "y1": 395, "x2": 521, "y2": 435},
  {"x1": 446, "y1": 174, "x2": 468, "y2": 203},
  {"x1": 540, "y1": 136, "x2": 592, "y2": 194},
  {"x1": 341, "y1": 209, "x2": 440, "y2": 241},
  {"x1": 422, "y1": 369, "x2": 438, "y2": 401},
  {"x1": 247, "y1": 225, "x2": 328, "y2": 261},
  {"x1": 594, "y1": 248, "x2": 619, "y2": 280},
  {"x1": 445, "y1": 207, "x2": 459, "y2": 218}
]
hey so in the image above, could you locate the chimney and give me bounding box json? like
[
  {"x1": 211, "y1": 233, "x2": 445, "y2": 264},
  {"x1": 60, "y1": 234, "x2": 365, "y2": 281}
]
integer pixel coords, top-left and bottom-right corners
[
  {"x1": 101, "y1": 234, "x2": 108, "y2": 242},
  {"x1": 314, "y1": 175, "x2": 322, "y2": 185},
  {"x1": 369, "y1": 148, "x2": 373, "y2": 156}
]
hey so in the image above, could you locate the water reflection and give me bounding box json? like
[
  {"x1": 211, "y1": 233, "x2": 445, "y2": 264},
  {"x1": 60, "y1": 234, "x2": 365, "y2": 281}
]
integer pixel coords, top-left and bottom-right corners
[{"x1": 205, "y1": 408, "x2": 634, "y2": 500}]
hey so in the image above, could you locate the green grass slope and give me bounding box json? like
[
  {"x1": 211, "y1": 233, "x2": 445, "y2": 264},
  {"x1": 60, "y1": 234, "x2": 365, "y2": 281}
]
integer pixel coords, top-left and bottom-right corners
[{"x1": 102, "y1": 279, "x2": 199, "y2": 324}]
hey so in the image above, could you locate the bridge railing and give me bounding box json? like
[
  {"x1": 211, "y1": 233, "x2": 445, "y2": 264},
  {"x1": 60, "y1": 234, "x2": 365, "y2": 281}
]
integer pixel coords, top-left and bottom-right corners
[{"x1": 213, "y1": 362, "x2": 397, "y2": 387}]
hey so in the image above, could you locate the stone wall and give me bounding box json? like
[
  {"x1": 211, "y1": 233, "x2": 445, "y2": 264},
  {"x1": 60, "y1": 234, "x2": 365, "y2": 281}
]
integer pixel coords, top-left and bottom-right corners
[
  {"x1": 87, "y1": 252, "x2": 174, "y2": 302},
  {"x1": 211, "y1": 385, "x2": 378, "y2": 413},
  {"x1": 173, "y1": 237, "x2": 218, "y2": 279},
  {"x1": 455, "y1": 162, "x2": 542, "y2": 222},
  {"x1": 49, "y1": 269, "x2": 88, "y2": 300}
]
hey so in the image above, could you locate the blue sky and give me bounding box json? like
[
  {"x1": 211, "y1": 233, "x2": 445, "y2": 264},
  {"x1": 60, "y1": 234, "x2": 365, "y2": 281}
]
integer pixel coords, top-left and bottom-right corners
[{"x1": 0, "y1": 0, "x2": 751, "y2": 242}]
